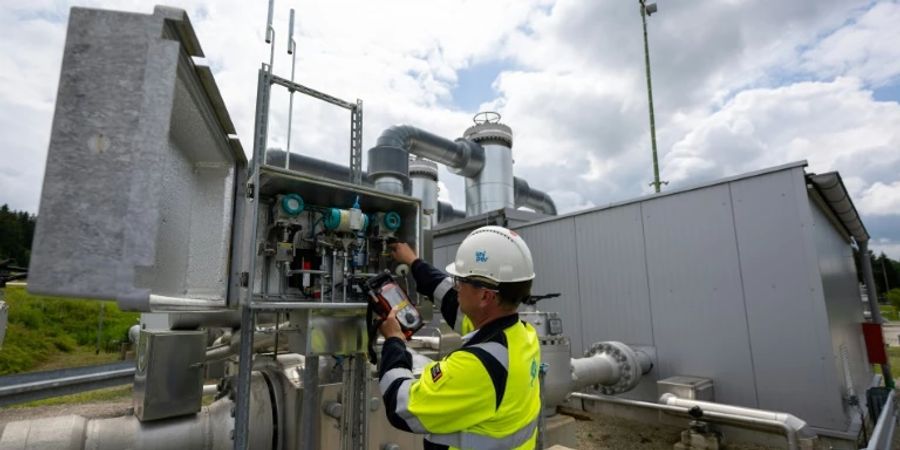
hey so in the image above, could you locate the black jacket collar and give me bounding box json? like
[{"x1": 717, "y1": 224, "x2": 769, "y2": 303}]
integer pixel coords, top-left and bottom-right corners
[{"x1": 464, "y1": 313, "x2": 520, "y2": 347}]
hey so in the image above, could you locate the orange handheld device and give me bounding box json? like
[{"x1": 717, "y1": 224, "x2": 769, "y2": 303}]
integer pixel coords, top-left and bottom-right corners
[{"x1": 366, "y1": 272, "x2": 424, "y2": 339}]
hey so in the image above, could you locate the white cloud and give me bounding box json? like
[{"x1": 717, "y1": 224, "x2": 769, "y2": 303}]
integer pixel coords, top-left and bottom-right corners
[
  {"x1": 801, "y1": 1, "x2": 900, "y2": 86},
  {"x1": 1, "y1": 0, "x2": 899, "y2": 252},
  {"x1": 859, "y1": 181, "x2": 900, "y2": 216},
  {"x1": 665, "y1": 77, "x2": 900, "y2": 188}
]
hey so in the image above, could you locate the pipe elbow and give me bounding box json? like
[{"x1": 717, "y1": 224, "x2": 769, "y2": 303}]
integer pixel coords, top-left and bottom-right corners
[{"x1": 514, "y1": 177, "x2": 557, "y2": 215}]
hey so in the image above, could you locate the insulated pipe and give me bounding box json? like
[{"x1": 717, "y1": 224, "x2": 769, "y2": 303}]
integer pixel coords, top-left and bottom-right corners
[
  {"x1": 437, "y1": 201, "x2": 466, "y2": 222},
  {"x1": 266, "y1": 149, "x2": 372, "y2": 185},
  {"x1": 514, "y1": 177, "x2": 557, "y2": 215},
  {"x1": 410, "y1": 157, "x2": 439, "y2": 229},
  {"x1": 0, "y1": 374, "x2": 275, "y2": 450},
  {"x1": 367, "y1": 125, "x2": 485, "y2": 196}
]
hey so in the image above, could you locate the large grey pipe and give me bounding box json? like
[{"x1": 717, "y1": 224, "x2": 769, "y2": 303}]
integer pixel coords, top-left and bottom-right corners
[
  {"x1": 0, "y1": 373, "x2": 275, "y2": 450},
  {"x1": 368, "y1": 125, "x2": 484, "y2": 195},
  {"x1": 514, "y1": 177, "x2": 557, "y2": 215}
]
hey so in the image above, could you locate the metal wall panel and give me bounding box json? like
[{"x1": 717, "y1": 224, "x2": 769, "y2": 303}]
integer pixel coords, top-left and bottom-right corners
[
  {"x1": 641, "y1": 184, "x2": 759, "y2": 407},
  {"x1": 571, "y1": 204, "x2": 654, "y2": 349},
  {"x1": 515, "y1": 219, "x2": 585, "y2": 354},
  {"x1": 810, "y1": 200, "x2": 873, "y2": 423},
  {"x1": 430, "y1": 164, "x2": 871, "y2": 435},
  {"x1": 730, "y1": 168, "x2": 846, "y2": 429}
]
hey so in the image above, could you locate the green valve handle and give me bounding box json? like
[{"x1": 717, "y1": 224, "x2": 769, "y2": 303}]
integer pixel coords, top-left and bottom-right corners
[
  {"x1": 323, "y1": 208, "x2": 342, "y2": 230},
  {"x1": 280, "y1": 194, "x2": 304, "y2": 216},
  {"x1": 383, "y1": 212, "x2": 401, "y2": 231}
]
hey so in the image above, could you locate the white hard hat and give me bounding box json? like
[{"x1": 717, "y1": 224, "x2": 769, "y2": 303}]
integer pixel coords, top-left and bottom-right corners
[{"x1": 445, "y1": 226, "x2": 535, "y2": 283}]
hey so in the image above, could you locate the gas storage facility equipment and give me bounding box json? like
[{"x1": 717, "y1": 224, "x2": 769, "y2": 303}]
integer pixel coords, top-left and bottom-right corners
[
  {"x1": 0, "y1": 4, "x2": 896, "y2": 450},
  {"x1": 431, "y1": 162, "x2": 892, "y2": 447}
]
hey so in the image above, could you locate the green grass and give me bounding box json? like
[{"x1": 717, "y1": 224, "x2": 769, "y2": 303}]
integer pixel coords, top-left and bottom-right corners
[
  {"x1": 0, "y1": 286, "x2": 139, "y2": 375},
  {"x1": 880, "y1": 305, "x2": 899, "y2": 322},
  {"x1": 888, "y1": 347, "x2": 900, "y2": 374},
  {"x1": 10, "y1": 385, "x2": 132, "y2": 409}
]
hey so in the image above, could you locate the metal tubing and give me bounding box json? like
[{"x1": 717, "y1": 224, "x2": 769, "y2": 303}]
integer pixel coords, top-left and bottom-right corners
[
  {"x1": 265, "y1": 0, "x2": 274, "y2": 44},
  {"x1": 250, "y1": 301, "x2": 366, "y2": 310},
  {"x1": 659, "y1": 393, "x2": 816, "y2": 449}
]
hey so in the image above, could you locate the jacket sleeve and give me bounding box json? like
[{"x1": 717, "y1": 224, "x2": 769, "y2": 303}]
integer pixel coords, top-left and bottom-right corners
[
  {"x1": 379, "y1": 349, "x2": 497, "y2": 435},
  {"x1": 410, "y1": 259, "x2": 460, "y2": 329},
  {"x1": 378, "y1": 337, "x2": 418, "y2": 432}
]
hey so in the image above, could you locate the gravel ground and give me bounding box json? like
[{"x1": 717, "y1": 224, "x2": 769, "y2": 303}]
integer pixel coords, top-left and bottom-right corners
[{"x1": 574, "y1": 410, "x2": 784, "y2": 450}]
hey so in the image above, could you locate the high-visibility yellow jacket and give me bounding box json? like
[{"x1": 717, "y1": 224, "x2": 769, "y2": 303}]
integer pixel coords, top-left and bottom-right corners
[{"x1": 378, "y1": 259, "x2": 541, "y2": 450}]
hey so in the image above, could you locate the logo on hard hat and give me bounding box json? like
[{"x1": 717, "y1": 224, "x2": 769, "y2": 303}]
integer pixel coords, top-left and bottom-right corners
[{"x1": 475, "y1": 250, "x2": 488, "y2": 263}]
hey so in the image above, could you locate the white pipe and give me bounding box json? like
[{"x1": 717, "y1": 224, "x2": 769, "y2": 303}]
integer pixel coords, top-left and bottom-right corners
[
  {"x1": 570, "y1": 354, "x2": 619, "y2": 390},
  {"x1": 572, "y1": 392, "x2": 815, "y2": 450},
  {"x1": 659, "y1": 393, "x2": 815, "y2": 441}
]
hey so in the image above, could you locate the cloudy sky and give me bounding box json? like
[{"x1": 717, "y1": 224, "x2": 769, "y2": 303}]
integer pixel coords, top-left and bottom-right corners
[{"x1": 2, "y1": 0, "x2": 899, "y2": 258}]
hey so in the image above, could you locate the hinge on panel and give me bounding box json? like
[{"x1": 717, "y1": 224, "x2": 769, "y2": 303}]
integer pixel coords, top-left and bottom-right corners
[
  {"x1": 239, "y1": 272, "x2": 249, "y2": 287},
  {"x1": 246, "y1": 183, "x2": 255, "y2": 199}
]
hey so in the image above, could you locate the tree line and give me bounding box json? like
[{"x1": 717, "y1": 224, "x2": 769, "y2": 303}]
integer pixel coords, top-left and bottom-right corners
[
  {"x1": 1, "y1": 202, "x2": 899, "y2": 296},
  {"x1": 0, "y1": 204, "x2": 36, "y2": 267}
]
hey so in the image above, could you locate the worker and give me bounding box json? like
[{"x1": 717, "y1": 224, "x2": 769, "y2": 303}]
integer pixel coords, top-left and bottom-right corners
[{"x1": 378, "y1": 225, "x2": 541, "y2": 450}]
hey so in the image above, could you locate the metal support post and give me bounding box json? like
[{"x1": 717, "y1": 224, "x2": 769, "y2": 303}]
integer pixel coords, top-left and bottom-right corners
[
  {"x1": 284, "y1": 9, "x2": 297, "y2": 169},
  {"x1": 350, "y1": 100, "x2": 364, "y2": 185},
  {"x1": 300, "y1": 355, "x2": 320, "y2": 449},
  {"x1": 255, "y1": 66, "x2": 274, "y2": 168},
  {"x1": 639, "y1": 0, "x2": 662, "y2": 193},
  {"x1": 235, "y1": 64, "x2": 273, "y2": 450},
  {"x1": 341, "y1": 355, "x2": 369, "y2": 450},
  {"x1": 233, "y1": 306, "x2": 256, "y2": 450}
]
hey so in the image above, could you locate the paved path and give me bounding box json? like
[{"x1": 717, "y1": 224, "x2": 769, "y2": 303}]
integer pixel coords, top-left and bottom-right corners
[{"x1": 885, "y1": 323, "x2": 900, "y2": 346}]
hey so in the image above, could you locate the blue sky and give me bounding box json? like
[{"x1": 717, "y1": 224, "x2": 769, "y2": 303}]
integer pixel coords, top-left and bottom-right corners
[
  {"x1": 0, "y1": 0, "x2": 899, "y2": 258},
  {"x1": 450, "y1": 59, "x2": 513, "y2": 111}
]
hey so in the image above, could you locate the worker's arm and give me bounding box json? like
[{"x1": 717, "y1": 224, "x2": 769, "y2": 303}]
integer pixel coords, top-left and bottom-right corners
[
  {"x1": 390, "y1": 243, "x2": 461, "y2": 329},
  {"x1": 379, "y1": 346, "x2": 496, "y2": 435}
]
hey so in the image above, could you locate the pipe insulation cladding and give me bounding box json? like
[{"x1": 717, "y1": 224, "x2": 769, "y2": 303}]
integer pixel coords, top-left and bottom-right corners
[{"x1": 0, "y1": 373, "x2": 275, "y2": 450}]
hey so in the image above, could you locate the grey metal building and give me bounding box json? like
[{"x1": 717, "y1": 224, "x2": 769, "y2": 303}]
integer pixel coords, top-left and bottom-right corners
[{"x1": 432, "y1": 161, "x2": 875, "y2": 439}]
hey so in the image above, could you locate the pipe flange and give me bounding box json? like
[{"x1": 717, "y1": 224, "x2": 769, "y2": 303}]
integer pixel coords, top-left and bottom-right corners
[
  {"x1": 585, "y1": 341, "x2": 643, "y2": 395},
  {"x1": 408, "y1": 157, "x2": 439, "y2": 181},
  {"x1": 463, "y1": 122, "x2": 513, "y2": 147}
]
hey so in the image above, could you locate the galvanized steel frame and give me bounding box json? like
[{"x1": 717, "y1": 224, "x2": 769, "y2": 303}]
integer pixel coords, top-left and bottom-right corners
[
  {"x1": 268, "y1": 74, "x2": 364, "y2": 185},
  {"x1": 235, "y1": 61, "x2": 369, "y2": 450}
]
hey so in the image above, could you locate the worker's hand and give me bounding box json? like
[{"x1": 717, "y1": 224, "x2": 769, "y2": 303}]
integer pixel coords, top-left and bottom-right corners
[
  {"x1": 388, "y1": 242, "x2": 418, "y2": 266},
  {"x1": 378, "y1": 306, "x2": 405, "y2": 341}
]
